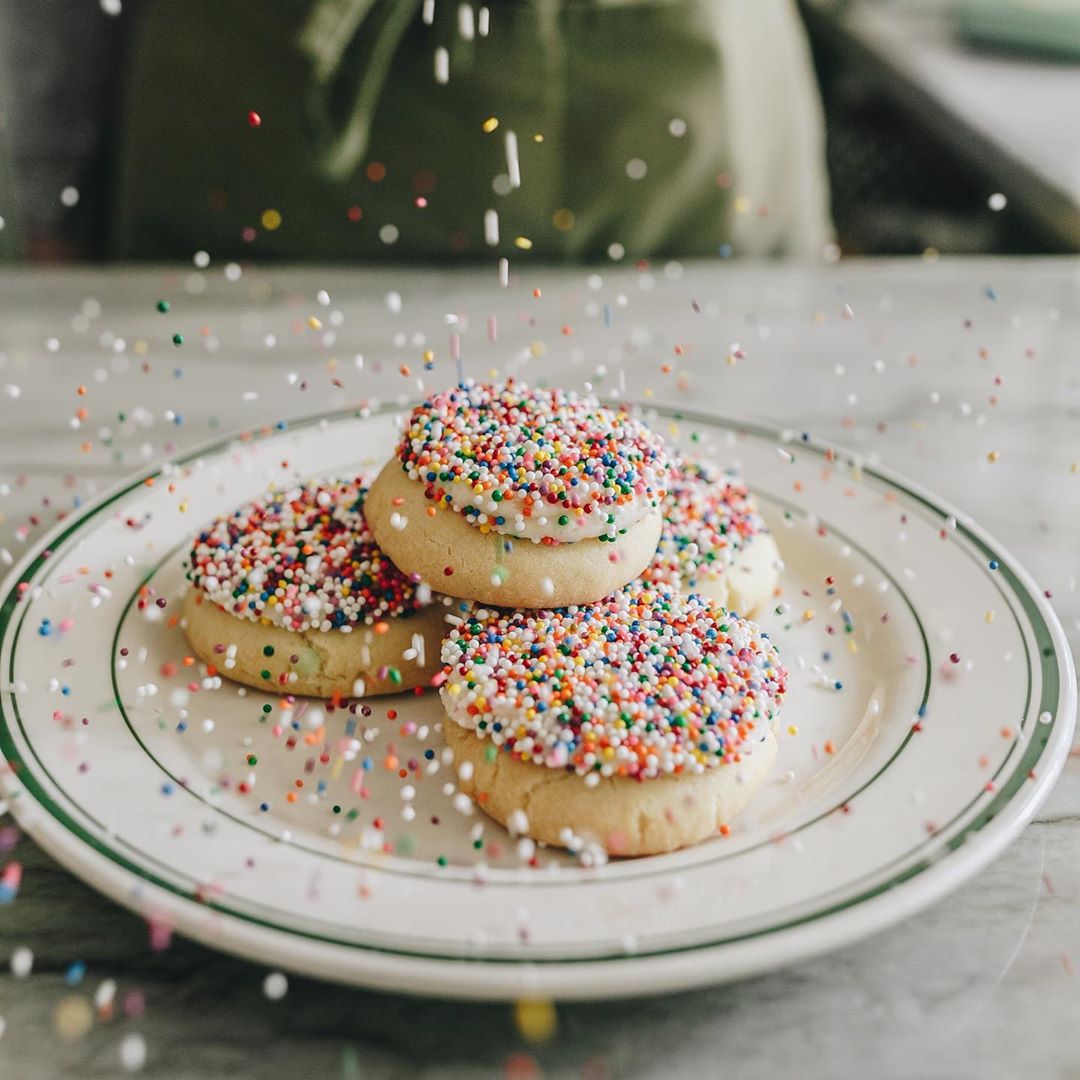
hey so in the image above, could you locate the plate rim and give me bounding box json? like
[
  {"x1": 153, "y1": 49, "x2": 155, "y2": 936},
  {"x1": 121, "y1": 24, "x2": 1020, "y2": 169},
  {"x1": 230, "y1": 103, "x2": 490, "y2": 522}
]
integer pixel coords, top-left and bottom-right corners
[{"x1": 0, "y1": 401, "x2": 1074, "y2": 999}]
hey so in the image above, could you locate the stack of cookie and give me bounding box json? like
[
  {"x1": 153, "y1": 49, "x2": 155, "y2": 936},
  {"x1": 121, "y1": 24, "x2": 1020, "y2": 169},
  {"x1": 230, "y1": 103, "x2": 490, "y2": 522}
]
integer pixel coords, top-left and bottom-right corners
[{"x1": 183, "y1": 380, "x2": 787, "y2": 856}]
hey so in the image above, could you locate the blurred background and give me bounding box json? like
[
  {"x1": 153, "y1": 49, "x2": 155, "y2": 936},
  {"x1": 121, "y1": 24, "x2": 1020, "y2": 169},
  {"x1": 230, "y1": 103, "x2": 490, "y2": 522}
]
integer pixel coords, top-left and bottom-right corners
[{"x1": 0, "y1": 0, "x2": 1077, "y2": 264}]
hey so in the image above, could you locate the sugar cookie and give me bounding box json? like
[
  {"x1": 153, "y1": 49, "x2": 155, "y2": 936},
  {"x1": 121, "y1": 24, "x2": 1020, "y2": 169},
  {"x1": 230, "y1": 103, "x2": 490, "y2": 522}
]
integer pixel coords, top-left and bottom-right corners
[
  {"x1": 441, "y1": 583, "x2": 786, "y2": 855},
  {"x1": 184, "y1": 477, "x2": 447, "y2": 697},
  {"x1": 645, "y1": 453, "x2": 780, "y2": 616},
  {"x1": 366, "y1": 381, "x2": 669, "y2": 608}
]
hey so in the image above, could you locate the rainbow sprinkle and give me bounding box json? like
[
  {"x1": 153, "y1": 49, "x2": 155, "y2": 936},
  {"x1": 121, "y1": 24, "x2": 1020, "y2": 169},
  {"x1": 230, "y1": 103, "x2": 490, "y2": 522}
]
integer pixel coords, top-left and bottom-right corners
[
  {"x1": 441, "y1": 582, "x2": 786, "y2": 779},
  {"x1": 397, "y1": 380, "x2": 670, "y2": 541},
  {"x1": 187, "y1": 477, "x2": 429, "y2": 632},
  {"x1": 645, "y1": 453, "x2": 769, "y2": 592}
]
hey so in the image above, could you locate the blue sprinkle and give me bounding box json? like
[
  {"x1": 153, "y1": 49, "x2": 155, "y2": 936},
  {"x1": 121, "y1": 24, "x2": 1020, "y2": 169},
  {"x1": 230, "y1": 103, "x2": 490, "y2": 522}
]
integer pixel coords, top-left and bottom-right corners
[
  {"x1": 259, "y1": 801, "x2": 270, "y2": 812},
  {"x1": 161, "y1": 782, "x2": 175, "y2": 796},
  {"x1": 917, "y1": 703, "x2": 928, "y2": 718},
  {"x1": 988, "y1": 560, "x2": 999, "y2": 570},
  {"x1": 65, "y1": 962, "x2": 86, "y2": 986}
]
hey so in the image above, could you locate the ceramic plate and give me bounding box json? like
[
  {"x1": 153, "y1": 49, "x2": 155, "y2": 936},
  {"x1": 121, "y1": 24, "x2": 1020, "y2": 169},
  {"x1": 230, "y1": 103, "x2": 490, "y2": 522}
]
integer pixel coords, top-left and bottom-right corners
[{"x1": 0, "y1": 405, "x2": 1073, "y2": 1000}]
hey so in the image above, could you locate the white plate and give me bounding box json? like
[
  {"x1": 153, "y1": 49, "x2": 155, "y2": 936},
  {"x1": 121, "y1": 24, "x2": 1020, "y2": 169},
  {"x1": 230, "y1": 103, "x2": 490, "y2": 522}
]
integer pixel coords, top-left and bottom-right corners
[{"x1": 0, "y1": 405, "x2": 1073, "y2": 1000}]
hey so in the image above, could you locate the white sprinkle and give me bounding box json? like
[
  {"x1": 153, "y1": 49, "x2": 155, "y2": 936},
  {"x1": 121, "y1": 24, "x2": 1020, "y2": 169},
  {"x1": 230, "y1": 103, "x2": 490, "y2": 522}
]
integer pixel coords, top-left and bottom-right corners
[
  {"x1": 505, "y1": 131, "x2": 521, "y2": 189},
  {"x1": 988, "y1": 192, "x2": 1007, "y2": 211},
  {"x1": 484, "y1": 209, "x2": 499, "y2": 246},
  {"x1": 60, "y1": 186, "x2": 79, "y2": 207},
  {"x1": 434, "y1": 47, "x2": 450, "y2": 84},
  {"x1": 422, "y1": 0, "x2": 435, "y2": 24},
  {"x1": 10, "y1": 946, "x2": 32, "y2": 978},
  {"x1": 458, "y1": 3, "x2": 474, "y2": 39},
  {"x1": 668, "y1": 118, "x2": 687, "y2": 137},
  {"x1": 478, "y1": 6, "x2": 489, "y2": 35},
  {"x1": 119, "y1": 1033, "x2": 147, "y2": 1072},
  {"x1": 379, "y1": 223, "x2": 399, "y2": 245},
  {"x1": 263, "y1": 972, "x2": 288, "y2": 1000},
  {"x1": 193, "y1": 250, "x2": 210, "y2": 269},
  {"x1": 625, "y1": 158, "x2": 647, "y2": 180}
]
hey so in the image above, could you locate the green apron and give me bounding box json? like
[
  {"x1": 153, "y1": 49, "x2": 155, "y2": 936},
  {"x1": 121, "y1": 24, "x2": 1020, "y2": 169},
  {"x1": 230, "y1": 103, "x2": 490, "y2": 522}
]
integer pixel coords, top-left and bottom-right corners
[{"x1": 110, "y1": 0, "x2": 829, "y2": 261}]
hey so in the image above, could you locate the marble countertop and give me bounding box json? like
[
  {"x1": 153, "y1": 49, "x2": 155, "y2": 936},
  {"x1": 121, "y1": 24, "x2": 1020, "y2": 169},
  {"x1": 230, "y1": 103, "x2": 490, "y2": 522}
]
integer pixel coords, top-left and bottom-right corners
[{"x1": 0, "y1": 258, "x2": 1078, "y2": 1079}]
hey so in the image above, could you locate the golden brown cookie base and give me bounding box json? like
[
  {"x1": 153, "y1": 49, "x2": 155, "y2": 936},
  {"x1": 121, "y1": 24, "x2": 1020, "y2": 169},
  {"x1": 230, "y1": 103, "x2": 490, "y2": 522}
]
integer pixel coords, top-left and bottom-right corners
[
  {"x1": 365, "y1": 460, "x2": 663, "y2": 609},
  {"x1": 443, "y1": 717, "x2": 777, "y2": 857},
  {"x1": 182, "y1": 589, "x2": 447, "y2": 698}
]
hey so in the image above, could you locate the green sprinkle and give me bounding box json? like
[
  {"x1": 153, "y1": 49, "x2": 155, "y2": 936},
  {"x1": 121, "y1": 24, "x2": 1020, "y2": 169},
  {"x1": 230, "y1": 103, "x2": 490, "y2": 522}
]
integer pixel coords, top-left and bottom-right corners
[
  {"x1": 389, "y1": 667, "x2": 402, "y2": 685},
  {"x1": 558, "y1": 515, "x2": 569, "y2": 526},
  {"x1": 262, "y1": 645, "x2": 275, "y2": 657},
  {"x1": 436, "y1": 855, "x2": 448, "y2": 867},
  {"x1": 260, "y1": 669, "x2": 271, "y2": 680},
  {"x1": 484, "y1": 744, "x2": 497, "y2": 763},
  {"x1": 246, "y1": 754, "x2": 258, "y2": 766},
  {"x1": 172, "y1": 333, "x2": 184, "y2": 346},
  {"x1": 262, "y1": 703, "x2": 272, "y2": 713},
  {"x1": 156, "y1": 300, "x2": 170, "y2": 313},
  {"x1": 332, "y1": 805, "x2": 341, "y2": 815}
]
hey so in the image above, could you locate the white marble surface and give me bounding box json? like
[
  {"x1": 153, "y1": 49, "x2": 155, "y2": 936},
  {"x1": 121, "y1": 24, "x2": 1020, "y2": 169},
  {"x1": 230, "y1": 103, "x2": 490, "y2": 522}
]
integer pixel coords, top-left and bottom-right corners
[{"x1": 0, "y1": 257, "x2": 1078, "y2": 1079}]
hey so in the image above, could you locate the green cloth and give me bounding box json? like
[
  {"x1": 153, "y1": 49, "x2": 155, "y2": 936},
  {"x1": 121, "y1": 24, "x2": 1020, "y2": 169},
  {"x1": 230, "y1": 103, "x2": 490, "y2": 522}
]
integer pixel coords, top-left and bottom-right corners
[{"x1": 111, "y1": 0, "x2": 829, "y2": 261}]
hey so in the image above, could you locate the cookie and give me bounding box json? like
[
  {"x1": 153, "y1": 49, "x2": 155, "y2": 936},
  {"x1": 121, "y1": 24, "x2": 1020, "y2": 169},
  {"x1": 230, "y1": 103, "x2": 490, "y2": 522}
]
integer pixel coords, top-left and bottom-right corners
[
  {"x1": 365, "y1": 380, "x2": 669, "y2": 608},
  {"x1": 183, "y1": 477, "x2": 448, "y2": 697},
  {"x1": 644, "y1": 453, "x2": 780, "y2": 616},
  {"x1": 441, "y1": 583, "x2": 787, "y2": 856}
]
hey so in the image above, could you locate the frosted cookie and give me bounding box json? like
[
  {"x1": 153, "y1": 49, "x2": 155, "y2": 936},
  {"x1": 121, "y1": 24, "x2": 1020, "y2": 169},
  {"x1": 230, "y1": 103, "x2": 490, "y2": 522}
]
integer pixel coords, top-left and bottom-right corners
[
  {"x1": 183, "y1": 478, "x2": 448, "y2": 698},
  {"x1": 441, "y1": 583, "x2": 787, "y2": 856},
  {"x1": 366, "y1": 381, "x2": 669, "y2": 608},
  {"x1": 644, "y1": 453, "x2": 780, "y2": 616}
]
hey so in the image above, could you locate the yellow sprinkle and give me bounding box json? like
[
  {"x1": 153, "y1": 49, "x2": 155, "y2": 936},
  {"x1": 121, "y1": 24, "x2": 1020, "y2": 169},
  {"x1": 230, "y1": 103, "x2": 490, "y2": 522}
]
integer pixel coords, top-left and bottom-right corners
[
  {"x1": 133, "y1": 339, "x2": 149, "y2": 355},
  {"x1": 307, "y1": 316, "x2": 322, "y2": 331},
  {"x1": 514, "y1": 999, "x2": 557, "y2": 1042},
  {"x1": 261, "y1": 208, "x2": 283, "y2": 231},
  {"x1": 481, "y1": 116, "x2": 499, "y2": 133},
  {"x1": 911, "y1": 420, "x2": 926, "y2": 430},
  {"x1": 787, "y1": 725, "x2": 799, "y2": 736},
  {"x1": 552, "y1": 208, "x2": 575, "y2": 232},
  {"x1": 726, "y1": 352, "x2": 738, "y2": 366},
  {"x1": 733, "y1": 195, "x2": 750, "y2": 214},
  {"x1": 987, "y1": 451, "x2": 1000, "y2": 463},
  {"x1": 514, "y1": 236, "x2": 533, "y2": 250},
  {"x1": 533, "y1": 133, "x2": 544, "y2": 143},
  {"x1": 985, "y1": 609, "x2": 996, "y2": 625},
  {"x1": 846, "y1": 638, "x2": 858, "y2": 654},
  {"x1": 53, "y1": 995, "x2": 93, "y2": 1040},
  {"x1": 488, "y1": 367, "x2": 499, "y2": 378},
  {"x1": 422, "y1": 349, "x2": 435, "y2": 362},
  {"x1": 1070, "y1": 463, "x2": 1079, "y2": 474},
  {"x1": 802, "y1": 609, "x2": 815, "y2": 621},
  {"x1": 529, "y1": 342, "x2": 545, "y2": 358},
  {"x1": 179, "y1": 501, "x2": 189, "y2": 513}
]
